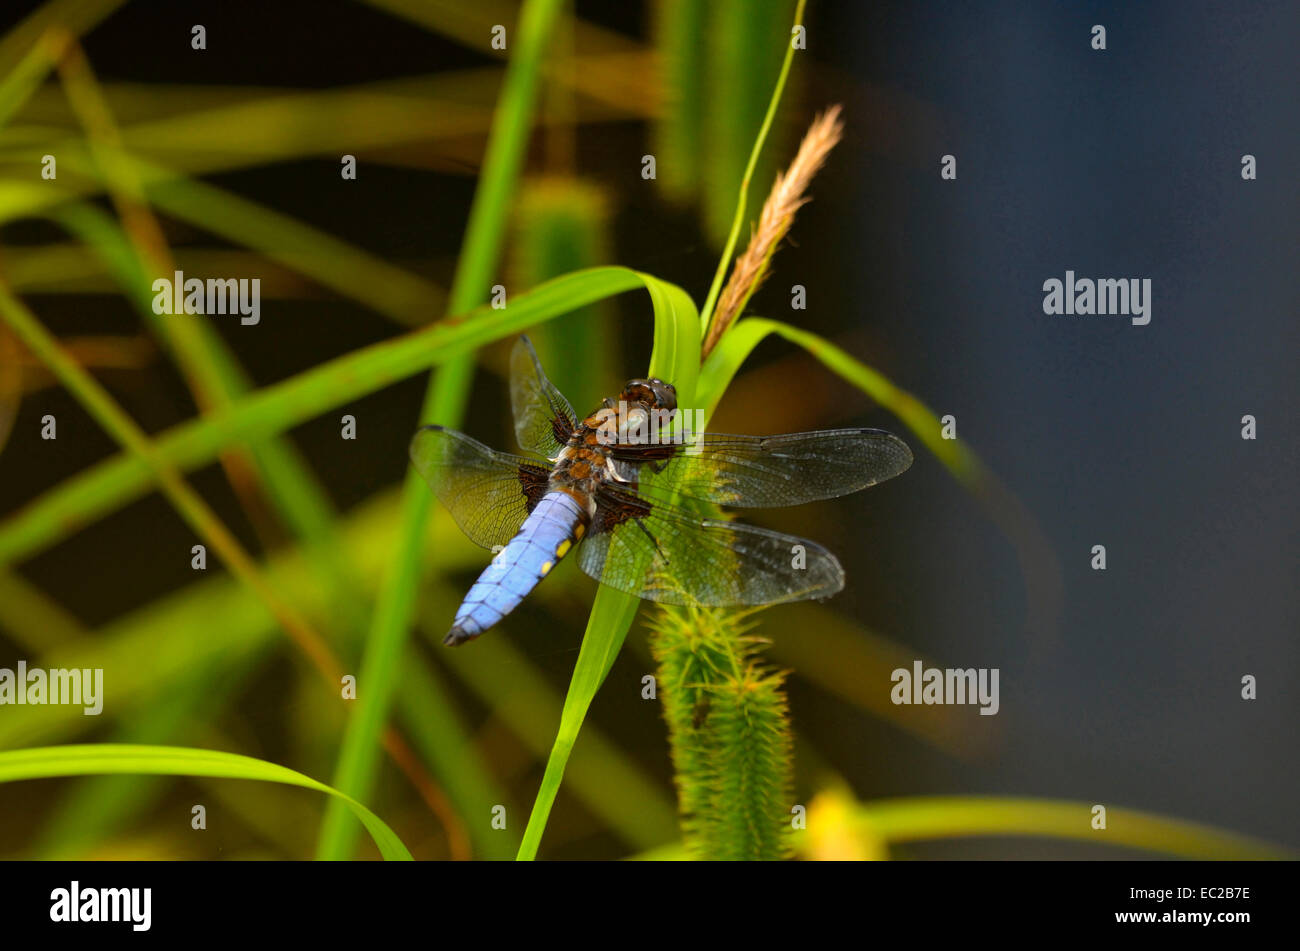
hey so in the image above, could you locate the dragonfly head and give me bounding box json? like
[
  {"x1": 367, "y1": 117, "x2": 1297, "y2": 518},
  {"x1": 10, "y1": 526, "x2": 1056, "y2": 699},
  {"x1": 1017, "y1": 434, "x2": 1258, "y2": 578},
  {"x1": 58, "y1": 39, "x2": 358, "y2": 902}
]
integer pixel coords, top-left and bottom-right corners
[{"x1": 619, "y1": 378, "x2": 677, "y2": 414}]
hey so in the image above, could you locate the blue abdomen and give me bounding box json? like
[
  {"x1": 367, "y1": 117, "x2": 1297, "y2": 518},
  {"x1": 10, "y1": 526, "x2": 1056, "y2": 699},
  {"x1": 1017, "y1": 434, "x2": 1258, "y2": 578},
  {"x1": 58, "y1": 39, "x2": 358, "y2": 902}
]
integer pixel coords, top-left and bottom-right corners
[{"x1": 444, "y1": 491, "x2": 584, "y2": 644}]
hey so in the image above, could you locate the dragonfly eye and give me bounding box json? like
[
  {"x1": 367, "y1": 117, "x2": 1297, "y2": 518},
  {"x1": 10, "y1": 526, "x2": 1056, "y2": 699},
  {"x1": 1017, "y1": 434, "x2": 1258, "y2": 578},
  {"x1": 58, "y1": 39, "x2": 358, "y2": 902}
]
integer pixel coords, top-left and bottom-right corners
[
  {"x1": 622, "y1": 378, "x2": 677, "y2": 412},
  {"x1": 649, "y1": 379, "x2": 677, "y2": 412}
]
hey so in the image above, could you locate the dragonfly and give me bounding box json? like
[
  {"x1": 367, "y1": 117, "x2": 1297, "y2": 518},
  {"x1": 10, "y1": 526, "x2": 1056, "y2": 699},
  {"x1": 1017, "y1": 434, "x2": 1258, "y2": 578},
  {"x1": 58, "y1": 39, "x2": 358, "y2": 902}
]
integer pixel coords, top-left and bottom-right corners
[{"x1": 410, "y1": 336, "x2": 913, "y2": 646}]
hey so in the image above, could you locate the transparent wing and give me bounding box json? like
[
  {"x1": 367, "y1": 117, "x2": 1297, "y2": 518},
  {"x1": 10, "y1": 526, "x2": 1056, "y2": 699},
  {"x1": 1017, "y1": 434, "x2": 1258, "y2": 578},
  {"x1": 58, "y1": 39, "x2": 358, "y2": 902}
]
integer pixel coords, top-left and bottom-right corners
[
  {"x1": 577, "y1": 484, "x2": 844, "y2": 607},
  {"x1": 510, "y1": 335, "x2": 577, "y2": 460},
  {"x1": 611, "y1": 428, "x2": 913, "y2": 509},
  {"x1": 409, "y1": 425, "x2": 550, "y2": 550}
]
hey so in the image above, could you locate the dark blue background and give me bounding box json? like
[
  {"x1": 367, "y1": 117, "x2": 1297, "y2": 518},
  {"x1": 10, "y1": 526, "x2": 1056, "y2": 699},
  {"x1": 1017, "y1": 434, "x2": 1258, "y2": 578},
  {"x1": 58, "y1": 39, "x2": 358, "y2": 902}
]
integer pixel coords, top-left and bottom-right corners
[{"x1": 817, "y1": 0, "x2": 1299, "y2": 850}]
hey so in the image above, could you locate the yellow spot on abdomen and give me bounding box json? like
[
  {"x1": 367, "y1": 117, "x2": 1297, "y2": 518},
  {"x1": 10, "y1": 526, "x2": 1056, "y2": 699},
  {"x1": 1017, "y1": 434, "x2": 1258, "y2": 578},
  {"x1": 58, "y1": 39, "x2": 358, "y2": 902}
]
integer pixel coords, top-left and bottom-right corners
[
  {"x1": 555, "y1": 539, "x2": 572, "y2": 558},
  {"x1": 574, "y1": 523, "x2": 586, "y2": 539},
  {"x1": 540, "y1": 561, "x2": 553, "y2": 575}
]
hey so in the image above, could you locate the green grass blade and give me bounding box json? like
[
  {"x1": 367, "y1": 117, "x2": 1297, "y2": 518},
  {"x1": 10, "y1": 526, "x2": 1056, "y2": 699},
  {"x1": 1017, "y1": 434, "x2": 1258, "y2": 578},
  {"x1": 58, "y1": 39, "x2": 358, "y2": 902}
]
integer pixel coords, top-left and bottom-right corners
[
  {"x1": 698, "y1": 316, "x2": 979, "y2": 482},
  {"x1": 637, "y1": 790, "x2": 1294, "y2": 860},
  {"x1": 516, "y1": 586, "x2": 641, "y2": 861},
  {"x1": 394, "y1": 656, "x2": 516, "y2": 859},
  {"x1": 45, "y1": 194, "x2": 391, "y2": 721},
  {"x1": 0, "y1": 745, "x2": 412, "y2": 860},
  {"x1": 852, "y1": 796, "x2": 1293, "y2": 860},
  {"x1": 699, "y1": 0, "x2": 805, "y2": 330},
  {"x1": 0, "y1": 149, "x2": 444, "y2": 327},
  {"x1": 700, "y1": 0, "x2": 795, "y2": 248},
  {"x1": 315, "y1": 0, "x2": 566, "y2": 860},
  {"x1": 47, "y1": 202, "x2": 351, "y2": 573},
  {"x1": 0, "y1": 265, "x2": 651, "y2": 569},
  {"x1": 0, "y1": 282, "x2": 345, "y2": 682},
  {"x1": 140, "y1": 167, "x2": 443, "y2": 328},
  {"x1": 16, "y1": 73, "x2": 509, "y2": 173},
  {"x1": 33, "y1": 671, "x2": 250, "y2": 859},
  {"x1": 516, "y1": 271, "x2": 700, "y2": 860},
  {"x1": 0, "y1": 25, "x2": 64, "y2": 130},
  {"x1": 0, "y1": 569, "x2": 84, "y2": 649},
  {"x1": 432, "y1": 619, "x2": 679, "y2": 852},
  {"x1": 0, "y1": 0, "x2": 123, "y2": 79},
  {"x1": 651, "y1": 0, "x2": 708, "y2": 204},
  {"x1": 513, "y1": 179, "x2": 619, "y2": 416}
]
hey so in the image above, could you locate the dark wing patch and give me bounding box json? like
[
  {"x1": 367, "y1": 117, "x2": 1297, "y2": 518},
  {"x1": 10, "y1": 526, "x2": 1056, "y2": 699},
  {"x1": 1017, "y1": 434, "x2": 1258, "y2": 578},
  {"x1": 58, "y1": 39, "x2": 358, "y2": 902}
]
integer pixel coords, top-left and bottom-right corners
[
  {"x1": 518, "y1": 463, "x2": 550, "y2": 511},
  {"x1": 510, "y1": 335, "x2": 577, "y2": 460},
  {"x1": 409, "y1": 425, "x2": 549, "y2": 550}
]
